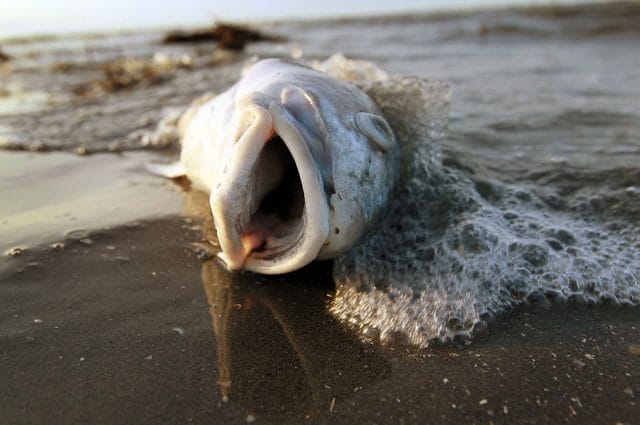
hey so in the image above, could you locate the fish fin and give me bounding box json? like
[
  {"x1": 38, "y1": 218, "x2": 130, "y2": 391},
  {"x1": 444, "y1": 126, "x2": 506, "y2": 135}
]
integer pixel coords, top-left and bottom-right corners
[
  {"x1": 144, "y1": 160, "x2": 186, "y2": 178},
  {"x1": 280, "y1": 85, "x2": 328, "y2": 142},
  {"x1": 355, "y1": 112, "x2": 396, "y2": 153}
]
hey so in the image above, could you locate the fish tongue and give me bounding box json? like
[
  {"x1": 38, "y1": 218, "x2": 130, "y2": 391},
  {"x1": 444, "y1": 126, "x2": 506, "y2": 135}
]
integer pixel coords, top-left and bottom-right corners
[
  {"x1": 241, "y1": 228, "x2": 266, "y2": 255},
  {"x1": 216, "y1": 230, "x2": 264, "y2": 271}
]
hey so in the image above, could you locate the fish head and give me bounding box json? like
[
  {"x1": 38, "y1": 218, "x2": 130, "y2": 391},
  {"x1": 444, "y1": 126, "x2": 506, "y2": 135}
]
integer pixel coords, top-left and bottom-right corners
[{"x1": 205, "y1": 62, "x2": 399, "y2": 274}]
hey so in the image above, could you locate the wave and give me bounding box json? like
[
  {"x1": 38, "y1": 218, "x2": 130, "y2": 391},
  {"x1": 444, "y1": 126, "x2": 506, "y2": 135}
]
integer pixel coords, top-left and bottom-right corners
[{"x1": 329, "y1": 64, "x2": 640, "y2": 347}]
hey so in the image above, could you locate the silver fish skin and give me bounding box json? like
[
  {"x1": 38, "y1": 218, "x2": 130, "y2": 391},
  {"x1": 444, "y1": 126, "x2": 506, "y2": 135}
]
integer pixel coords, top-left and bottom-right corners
[{"x1": 180, "y1": 58, "x2": 399, "y2": 274}]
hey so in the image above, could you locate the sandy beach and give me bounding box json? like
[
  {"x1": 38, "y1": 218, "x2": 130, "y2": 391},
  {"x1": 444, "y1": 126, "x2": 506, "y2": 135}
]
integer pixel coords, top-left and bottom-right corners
[
  {"x1": 1, "y1": 2, "x2": 639, "y2": 424},
  {"x1": 2, "y1": 220, "x2": 639, "y2": 423}
]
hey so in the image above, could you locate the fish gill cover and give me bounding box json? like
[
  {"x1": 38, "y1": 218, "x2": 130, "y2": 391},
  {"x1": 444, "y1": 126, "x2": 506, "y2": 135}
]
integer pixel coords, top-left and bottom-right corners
[{"x1": 318, "y1": 55, "x2": 640, "y2": 348}]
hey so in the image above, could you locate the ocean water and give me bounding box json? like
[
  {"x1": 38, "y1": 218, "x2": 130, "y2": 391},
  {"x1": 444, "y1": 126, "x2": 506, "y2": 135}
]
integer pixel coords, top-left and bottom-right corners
[{"x1": 1, "y1": 2, "x2": 639, "y2": 347}]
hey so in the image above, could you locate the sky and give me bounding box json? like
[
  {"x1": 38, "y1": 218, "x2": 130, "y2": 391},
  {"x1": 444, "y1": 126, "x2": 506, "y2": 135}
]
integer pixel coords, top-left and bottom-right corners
[{"x1": 0, "y1": 0, "x2": 588, "y2": 39}]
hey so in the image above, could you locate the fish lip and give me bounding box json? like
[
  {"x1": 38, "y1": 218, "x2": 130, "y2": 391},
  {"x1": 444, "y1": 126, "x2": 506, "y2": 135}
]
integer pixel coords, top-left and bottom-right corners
[{"x1": 212, "y1": 101, "x2": 330, "y2": 275}]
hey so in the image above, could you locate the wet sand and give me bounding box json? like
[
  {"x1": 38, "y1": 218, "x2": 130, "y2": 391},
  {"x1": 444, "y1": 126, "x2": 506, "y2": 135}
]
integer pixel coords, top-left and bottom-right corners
[
  {"x1": 1, "y1": 216, "x2": 639, "y2": 424},
  {"x1": 0, "y1": 151, "x2": 183, "y2": 253}
]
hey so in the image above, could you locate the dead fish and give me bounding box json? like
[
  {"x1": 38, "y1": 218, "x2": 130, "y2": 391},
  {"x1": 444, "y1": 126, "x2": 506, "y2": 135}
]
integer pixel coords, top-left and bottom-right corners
[{"x1": 161, "y1": 59, "x2": 399, "y2": 274}]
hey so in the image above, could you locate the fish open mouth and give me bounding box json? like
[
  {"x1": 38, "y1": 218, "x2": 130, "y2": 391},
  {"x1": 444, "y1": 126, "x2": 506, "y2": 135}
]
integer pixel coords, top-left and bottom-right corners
[
  {"x1": 245, "y1": 136, "x2": 305, "y2": 256},
  {"x1": 212, "y1": 102, "x2": 330, "y2": 274}
]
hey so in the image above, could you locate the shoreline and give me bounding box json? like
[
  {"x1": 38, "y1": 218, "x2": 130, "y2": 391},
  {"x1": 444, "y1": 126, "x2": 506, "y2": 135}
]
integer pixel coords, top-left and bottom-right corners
[{"x1": 0, "y1": 150, "x2": 183, "y2": 255}]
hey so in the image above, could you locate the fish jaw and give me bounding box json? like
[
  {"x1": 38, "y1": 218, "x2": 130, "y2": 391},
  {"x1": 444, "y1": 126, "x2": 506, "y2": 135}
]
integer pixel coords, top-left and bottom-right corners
[{"x1": 211, "y1": 102, "x2": 330, "y2": 275}]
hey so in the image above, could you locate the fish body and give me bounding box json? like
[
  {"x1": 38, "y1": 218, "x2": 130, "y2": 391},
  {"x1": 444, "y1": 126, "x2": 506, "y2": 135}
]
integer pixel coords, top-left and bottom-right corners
[{"x1": 179, "y1": 58, "x2": 399, "y2": 274}]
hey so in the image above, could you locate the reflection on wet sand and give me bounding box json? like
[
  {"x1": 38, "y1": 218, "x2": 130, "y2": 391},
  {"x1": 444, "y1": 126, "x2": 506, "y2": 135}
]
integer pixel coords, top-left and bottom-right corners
[{"x1": 200, "y1": 258, "x2": 389, "y2": 422}]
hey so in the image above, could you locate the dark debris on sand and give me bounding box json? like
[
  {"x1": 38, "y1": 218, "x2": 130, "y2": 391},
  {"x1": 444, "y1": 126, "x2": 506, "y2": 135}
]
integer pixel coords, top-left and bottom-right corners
[
  {"x1": 75, "y1": 55, "x2": 193, "y2": 96},
  {"x1": 163, "y1": 22, "x2": 285, "y2": 50},
  {"x1": 0, "y1": 47, "x2": 11, "y2": 62}
]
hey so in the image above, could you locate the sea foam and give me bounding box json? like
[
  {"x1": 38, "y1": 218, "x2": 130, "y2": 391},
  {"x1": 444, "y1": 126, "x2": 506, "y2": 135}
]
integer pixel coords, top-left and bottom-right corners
[{"x1": 319, "y1": 55, "x2": 640, "y2": 347}]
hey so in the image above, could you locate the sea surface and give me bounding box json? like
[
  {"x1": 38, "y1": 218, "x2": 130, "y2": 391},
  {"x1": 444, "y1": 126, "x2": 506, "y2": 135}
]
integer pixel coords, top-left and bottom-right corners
[{"x1": 1, "y1": 2, "x2": 639, "y2": 423}]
